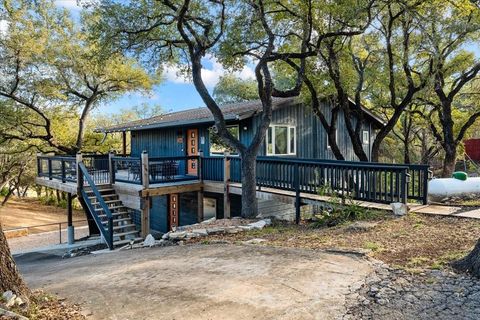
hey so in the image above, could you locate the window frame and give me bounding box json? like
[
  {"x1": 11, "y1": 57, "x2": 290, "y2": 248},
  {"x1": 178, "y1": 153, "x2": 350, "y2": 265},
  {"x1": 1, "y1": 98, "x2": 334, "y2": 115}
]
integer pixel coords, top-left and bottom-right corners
[
  {"x1": 266, "y1": 124, "x2": 297, "y2": 156},
  {"x1": 209, "y1": 124, "x2": 240, "y2": 156}
]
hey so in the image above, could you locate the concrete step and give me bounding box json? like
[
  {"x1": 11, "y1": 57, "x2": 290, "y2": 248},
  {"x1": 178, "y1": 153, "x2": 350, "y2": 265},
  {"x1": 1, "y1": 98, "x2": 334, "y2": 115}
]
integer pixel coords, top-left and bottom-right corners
[
  {"x1": 113, "y1": 237, "x2": 143, "y2": 247},
  {"x1": 114, "y1": 230, "x2": 139, "y2": 238},
  {"x1": 112, "y1": 224, "x2": 136, "y2": 231}
]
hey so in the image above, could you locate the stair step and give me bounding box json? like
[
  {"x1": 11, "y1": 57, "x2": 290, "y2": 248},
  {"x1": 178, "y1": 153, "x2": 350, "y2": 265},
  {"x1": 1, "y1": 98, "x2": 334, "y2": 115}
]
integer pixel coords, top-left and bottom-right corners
[
  {"x1": 114, "y1": 230, "x2": 139, "y2": 237},
  {"x1": 113, "y1": 237, "x2": 144, "y2": 247},
  {"x1": 112, "y1": 224, "x2": 136, "y2": 231},
  {"x1": 95, "y1": 206, "x2": 125, "y2": 212},
  {"x1": 102, "y1": 217, "x2": 132, "y2": 224},
  {"x1": 98, "y1": 211, "x2": 129, "y2": 219},
  {"x1": 85, "y1": 188, "x2": 115, "y2": 195},
  {"x1": 89, "y1": 194, "x2": 118, "y2": 200},
  {"x1": 92, "y1": 199, "x2": 122, "y2": 206}
]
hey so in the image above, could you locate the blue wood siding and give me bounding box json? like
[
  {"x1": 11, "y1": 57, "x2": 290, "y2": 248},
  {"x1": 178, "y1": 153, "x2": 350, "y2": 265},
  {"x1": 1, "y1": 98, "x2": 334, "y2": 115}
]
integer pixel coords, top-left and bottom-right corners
[{"x1": 131, "y1": 101, "x2": 376, "y2": 162}]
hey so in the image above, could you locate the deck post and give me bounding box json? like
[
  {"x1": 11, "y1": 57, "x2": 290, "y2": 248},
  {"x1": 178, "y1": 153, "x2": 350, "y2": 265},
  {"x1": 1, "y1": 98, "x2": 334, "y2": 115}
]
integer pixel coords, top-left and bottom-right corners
[
  {"x1": 141, "y1": 151, "x2": 149, "y2": 189},
  {"x1": 141, "y1": 151, "x2": 150, "y2": 237},
  {"x1": 67, "y1": 192, "x2": 74, "y2": 245},
  {"x1": 76, "y1": 153, "x2": 83, "y2": 192},
  {"x1": 108, "y1": 152, "x2": 114, "y2": 185},
  {"x1": 294, "y1": 163, "x2": 301, "y2": 224},
  {"x1": 141, "y1": 196, "x2": 150, "y2": 237},
  {"x1": 197, "y1": 150, "x2": 204, "y2": 222},
  {"x1": 223, "y1": 151, "x2": 231, "y2": 219},
  {"x1": 122, "y1": 131, "x2": 127, "y2": 156}
]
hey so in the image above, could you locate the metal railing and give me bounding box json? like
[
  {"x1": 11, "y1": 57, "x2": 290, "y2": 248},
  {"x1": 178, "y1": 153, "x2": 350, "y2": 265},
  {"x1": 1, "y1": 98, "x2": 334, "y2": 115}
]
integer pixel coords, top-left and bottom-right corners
[
  {"x1": 148, "y1": 156, "x2": 199, "y2": 184},
  {"x1": 111, "y1": 156, "x2": 142, "y2": 185},
  {"x1": 78, "y1": 162, "x2": 114, "y2": 249},
  {"x1": 37, "y1": 155, "x2": 77, "y2": 183},
  {"x1": 4, "y1": 220, "x2": 88, "y2": 244}
]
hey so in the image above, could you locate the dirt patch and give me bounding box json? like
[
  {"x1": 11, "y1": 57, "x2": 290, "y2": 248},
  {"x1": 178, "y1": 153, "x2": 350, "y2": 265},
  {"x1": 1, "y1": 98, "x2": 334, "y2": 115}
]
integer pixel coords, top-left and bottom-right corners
[
  {"x1": 0, "y1": 198, "x2": 86, "y2": 233},
  {"x1": 17, "y1": 244, "x2": 373, "y2": 320},
  {"x1": 189, "y1": 213, "x2": 480, "y2": 271}
]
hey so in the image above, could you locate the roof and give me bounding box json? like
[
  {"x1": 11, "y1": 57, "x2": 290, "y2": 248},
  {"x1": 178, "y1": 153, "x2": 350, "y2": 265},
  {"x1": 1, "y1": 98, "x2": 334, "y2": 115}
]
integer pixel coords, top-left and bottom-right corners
[{"x1": 97, "y1": 96, "x2": 385, "y2": 133}]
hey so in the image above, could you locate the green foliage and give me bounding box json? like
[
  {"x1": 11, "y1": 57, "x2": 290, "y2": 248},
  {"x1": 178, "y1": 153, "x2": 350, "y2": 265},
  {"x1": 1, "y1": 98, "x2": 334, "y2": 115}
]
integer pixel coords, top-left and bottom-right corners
[
  {"x1": 213, "y1": 75, "x2": 258, "y2": 105},
  {"x1": 311, "y1": 188, "x2": 385, "y2": 227}
]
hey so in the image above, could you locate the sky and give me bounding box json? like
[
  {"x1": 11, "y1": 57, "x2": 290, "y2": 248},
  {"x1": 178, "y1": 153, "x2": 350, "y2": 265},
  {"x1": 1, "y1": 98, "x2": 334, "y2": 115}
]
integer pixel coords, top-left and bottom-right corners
[{"x1": 54, "y1": 0, "x2": 255, "y2": 116}]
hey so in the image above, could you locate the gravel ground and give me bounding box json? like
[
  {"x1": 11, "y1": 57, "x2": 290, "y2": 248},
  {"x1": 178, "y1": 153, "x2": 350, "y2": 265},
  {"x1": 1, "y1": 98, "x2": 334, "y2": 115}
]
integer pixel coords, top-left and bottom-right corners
[
  {"x1": 7, "y1": 226, "x2": 90, "y2": 254},
  {"x1": 345, "y1": 261, "x2": 480, "y2": 320}
]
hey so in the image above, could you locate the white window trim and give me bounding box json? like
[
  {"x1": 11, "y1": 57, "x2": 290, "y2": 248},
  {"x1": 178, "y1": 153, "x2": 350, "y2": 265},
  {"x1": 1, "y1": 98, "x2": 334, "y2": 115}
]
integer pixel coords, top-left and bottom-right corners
[
  {"x1": 362, "y1": 130, "x2": 369, "y2": 144},
  {"x1": 326, "y1": 129, "x2": 338, "y2": 149},
  {"x1": 266, "y1": 124, "x2": 297, "y2": 156},
  {"x1": 209, "y1": 125, "x2": 240, "y2": 156}
]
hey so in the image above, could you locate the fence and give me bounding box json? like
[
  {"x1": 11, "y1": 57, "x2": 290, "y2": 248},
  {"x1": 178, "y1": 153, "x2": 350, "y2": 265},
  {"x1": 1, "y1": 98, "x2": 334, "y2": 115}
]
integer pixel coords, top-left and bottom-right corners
[{"x1": 4, "y1": 220, "x2": 88, "y2": 244}]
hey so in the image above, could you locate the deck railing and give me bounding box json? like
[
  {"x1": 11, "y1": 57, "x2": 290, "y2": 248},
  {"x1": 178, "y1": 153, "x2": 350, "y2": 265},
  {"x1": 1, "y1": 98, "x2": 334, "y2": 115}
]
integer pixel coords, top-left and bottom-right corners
[
  {"x1": 37, "y1": 153, "x2": 430, "y2": 205},
  {"x1": 202, "y1": 156, "x2": 431, "y2": 205}
]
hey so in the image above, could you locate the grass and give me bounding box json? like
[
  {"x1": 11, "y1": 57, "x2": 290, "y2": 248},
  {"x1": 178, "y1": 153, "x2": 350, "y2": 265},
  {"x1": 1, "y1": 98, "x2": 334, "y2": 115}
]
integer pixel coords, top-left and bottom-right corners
[{"x1": 190, "y1": 213, "x2": 480, "y2": 272}]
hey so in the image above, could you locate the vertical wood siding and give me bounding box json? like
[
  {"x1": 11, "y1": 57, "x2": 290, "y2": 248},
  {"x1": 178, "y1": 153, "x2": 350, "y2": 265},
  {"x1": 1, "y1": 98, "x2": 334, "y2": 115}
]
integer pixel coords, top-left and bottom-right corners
[{"x1": 131, "y1": 101, "x2": 377, "y2": 162}]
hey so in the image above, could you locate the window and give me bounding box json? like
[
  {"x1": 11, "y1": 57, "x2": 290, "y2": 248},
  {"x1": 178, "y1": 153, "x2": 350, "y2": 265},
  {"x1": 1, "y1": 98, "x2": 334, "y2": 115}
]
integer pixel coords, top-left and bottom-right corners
[
  {"x1": 362, "y1": 130, "x2": 369, "y2": 144},
  {"x1": 209, "y1": 125, "x2": 239, "y2": 156},
  {"x1": 266, "y1": 125, "x2": 296, "y2": 155},
  {"x1": 326, "y1": 129, "x2": 338, "y2": 149}
]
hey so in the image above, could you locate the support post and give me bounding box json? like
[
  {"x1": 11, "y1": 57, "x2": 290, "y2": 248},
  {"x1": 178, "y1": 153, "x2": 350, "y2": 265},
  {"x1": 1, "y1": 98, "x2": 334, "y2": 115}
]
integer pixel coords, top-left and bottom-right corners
[
  {"x1": 67, "y1": 192, "x2": 74, "y2": 245},
  {"x1": 294, "y1": 163, "x2": 301, "y2": 224},
  {"x1": 223, "y1": 151, "x2": 231, "y2": 219},
  {"x1": 76, "y1": 153, "x2": 83, "y2": 193},
  {"x1": 141, "y1": 151, "x2": 149, "y2": 189},
  {"x1": 122, "y1": 131, "x2": 127, "y2": 156},
  {"x1": 141, "y1": 196, "x2": 150, "y2": 237},
  {"x1": 197, "y1": 189, "x2": 204, "y2": 222},
  {"x1": 198, "y1": 150, "x2": 203, "y2": 181},
  {"x1": 108, "y1": 152, "x2": 114, "y2": 185}
]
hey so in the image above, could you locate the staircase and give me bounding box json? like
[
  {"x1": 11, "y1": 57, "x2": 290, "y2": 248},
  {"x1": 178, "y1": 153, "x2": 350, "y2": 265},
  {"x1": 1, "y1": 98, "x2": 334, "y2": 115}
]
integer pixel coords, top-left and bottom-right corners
[{"x1": 84, "y1": 185, "x2": 143, "y2": 248}]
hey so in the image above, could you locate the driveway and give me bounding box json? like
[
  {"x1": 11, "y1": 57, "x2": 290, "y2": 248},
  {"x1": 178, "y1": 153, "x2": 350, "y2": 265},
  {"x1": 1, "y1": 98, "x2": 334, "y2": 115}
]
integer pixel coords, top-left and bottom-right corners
[{"x1": 16, "y1": 244, "x2": 373, "y2": 320}]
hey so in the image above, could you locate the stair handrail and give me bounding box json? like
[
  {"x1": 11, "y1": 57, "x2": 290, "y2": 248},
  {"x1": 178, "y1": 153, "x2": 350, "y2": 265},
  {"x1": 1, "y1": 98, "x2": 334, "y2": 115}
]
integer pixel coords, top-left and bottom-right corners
[{"x1": 78, "y1": 161, "x2": 114, "y2": 249}]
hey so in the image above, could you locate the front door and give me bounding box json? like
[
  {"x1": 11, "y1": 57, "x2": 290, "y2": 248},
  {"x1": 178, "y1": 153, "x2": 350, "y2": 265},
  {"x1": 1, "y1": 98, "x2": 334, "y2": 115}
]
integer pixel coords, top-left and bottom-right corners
[{"x1": 187, "y1": 128, "x2": 198, "y2": 175}]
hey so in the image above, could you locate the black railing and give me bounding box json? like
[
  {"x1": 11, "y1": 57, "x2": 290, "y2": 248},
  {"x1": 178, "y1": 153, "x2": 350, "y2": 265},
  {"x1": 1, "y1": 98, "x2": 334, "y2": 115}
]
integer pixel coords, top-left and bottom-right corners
[
  {"x1": 148, "y1": 156, "x2": 199, "y2": 184},
  {"x1": 78, "y1": 162, "x2": 114, "y2": 250},
  {"x1": 37, "y1": 155, "x2": 77, "y2": 183},
  {"x1": 37, "y1": 153, "x2": 430, "y2": 205},
  {"x1": 111, "y1": 156, "x2": 142, "y2": 185},
  {"x1": 202, "y1": 156, "x2": 430, "y2": 205},
  {"x1": 200, "y1": 157, "x2": 224, "y2": 181},
  {"x1": 83, "y1": 155, "x2": 110, "y2": 185}
]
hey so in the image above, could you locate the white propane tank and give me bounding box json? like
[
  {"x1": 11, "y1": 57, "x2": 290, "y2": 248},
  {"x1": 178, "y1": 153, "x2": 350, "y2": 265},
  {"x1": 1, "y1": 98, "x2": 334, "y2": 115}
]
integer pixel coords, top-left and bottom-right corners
[{"x1": 428, "y1": 177, "x2": 480, "y2": 202}]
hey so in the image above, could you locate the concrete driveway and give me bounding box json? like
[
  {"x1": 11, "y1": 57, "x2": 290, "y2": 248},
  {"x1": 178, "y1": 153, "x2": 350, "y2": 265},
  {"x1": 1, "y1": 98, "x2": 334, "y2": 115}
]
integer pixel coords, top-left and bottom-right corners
[{"x1": 16, "y1": 244, "x2": 373, "y2": 320}]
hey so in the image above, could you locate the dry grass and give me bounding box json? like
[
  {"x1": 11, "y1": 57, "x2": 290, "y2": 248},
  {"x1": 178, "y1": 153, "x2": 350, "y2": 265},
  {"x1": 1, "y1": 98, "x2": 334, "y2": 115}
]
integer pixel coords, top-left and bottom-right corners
[{"x1": 191, "y1": 213, "x2": 480, "y2": 272}]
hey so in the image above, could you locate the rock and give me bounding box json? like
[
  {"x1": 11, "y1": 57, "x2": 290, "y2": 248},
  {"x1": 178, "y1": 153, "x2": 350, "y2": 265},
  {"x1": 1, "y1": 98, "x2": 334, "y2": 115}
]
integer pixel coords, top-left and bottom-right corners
[
  {"x1": 161, "y1": 233, "x2": 169, "y2": 240},
  {"x1": 168, "y1": 231, "x2": 187, "y2": 240},
  {"x1": 143, "y1": 234, "x2": 156, "y2": 247},
  {"x1": 2, "y1": 291, "x2": 16, "y2": 308},
  {"x1": 247, "y1": 220, "x2": 268, "y2": 230},
  {"x1": 202, "y1": 217, "x2": 216, "y2": 224},
  {"x1": 243, "y1": 238, "x2": 267, "y2": 244},
  {"x1": 14, "y1": 296, "x2": 24, "y2": 306},
  {"x1": 191, "y1": 229, "x2": 208, "y2": 237},
  {"x1": 185, "y1": 232, "x2": 199, "y2": 239},
  {"x1": 391, "y1": 202, "x2": 408, "y2": 216},
  {"x1": 346, "y1": 221, "x2": 378, "y2": 232},
  {"x1": 238, "y1": 225, "x2": 253, "y2": 231},
  {"x1": 206, "y1": 227, "x2": 224, "y2": 235}
]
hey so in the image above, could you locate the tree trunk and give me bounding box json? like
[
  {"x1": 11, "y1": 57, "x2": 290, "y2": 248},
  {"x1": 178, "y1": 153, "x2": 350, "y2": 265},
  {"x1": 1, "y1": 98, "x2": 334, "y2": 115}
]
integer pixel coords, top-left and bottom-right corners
[
  {"x1": 452, "y1": 238, "x2": 480, "y2": 277},
  {"x1": 1, "y1": 187, "x2": 14, "y2": 207},
  {"x1": 240, "y1": 153, "x2": 257, "y2": 218},
  {"x1": 0, "y1": 223, "x2": 31, "y2": 300},
  {"x1": 442, "y1": 147, "x2": 457, "y2": 177}
]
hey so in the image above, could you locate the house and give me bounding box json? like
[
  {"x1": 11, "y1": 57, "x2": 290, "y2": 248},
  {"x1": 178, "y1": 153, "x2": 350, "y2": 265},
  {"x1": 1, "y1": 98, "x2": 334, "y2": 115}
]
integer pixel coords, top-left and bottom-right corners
[{"x1": 35, "y1": 97, "x2": 429, "y2": 249}]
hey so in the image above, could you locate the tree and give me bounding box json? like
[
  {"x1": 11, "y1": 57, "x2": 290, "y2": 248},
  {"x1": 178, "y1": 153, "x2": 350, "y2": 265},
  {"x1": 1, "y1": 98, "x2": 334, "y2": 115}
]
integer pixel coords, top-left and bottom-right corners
[
  {"x1": 213, "y1": 74, "x2": 258, "y2": 104},
  {"x1": 0, "y1": 0, "x2": 156, "y2": 155},
  {"x1": 416, "y1": 1, "x2": 480, "y2": 177}
]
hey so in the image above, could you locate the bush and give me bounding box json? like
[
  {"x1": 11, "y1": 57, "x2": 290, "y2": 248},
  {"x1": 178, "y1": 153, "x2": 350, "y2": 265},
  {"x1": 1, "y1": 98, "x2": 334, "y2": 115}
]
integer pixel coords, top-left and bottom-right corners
[{"x1": 309, "y1": 187, "x2": 385, "y2": 227}]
